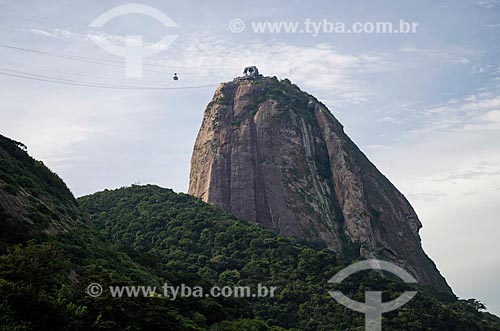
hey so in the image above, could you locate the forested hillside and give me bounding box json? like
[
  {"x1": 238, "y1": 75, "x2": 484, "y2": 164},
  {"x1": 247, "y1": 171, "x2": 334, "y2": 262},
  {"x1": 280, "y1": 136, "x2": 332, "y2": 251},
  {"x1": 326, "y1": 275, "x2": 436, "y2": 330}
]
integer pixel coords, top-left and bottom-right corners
[
  {"x1": 1, "y1": 134, "x2": 500, "y2": 330},
  {"x1": 79, "y1": 185, "x2": 500, "y2": 331}
]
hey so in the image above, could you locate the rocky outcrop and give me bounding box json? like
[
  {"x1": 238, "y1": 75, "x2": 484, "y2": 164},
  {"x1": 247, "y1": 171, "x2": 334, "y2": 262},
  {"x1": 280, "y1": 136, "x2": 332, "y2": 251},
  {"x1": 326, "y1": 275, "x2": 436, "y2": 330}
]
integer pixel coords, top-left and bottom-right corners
[{"x1": 189, "y1": 76, "x2": 452, "y2": 293}]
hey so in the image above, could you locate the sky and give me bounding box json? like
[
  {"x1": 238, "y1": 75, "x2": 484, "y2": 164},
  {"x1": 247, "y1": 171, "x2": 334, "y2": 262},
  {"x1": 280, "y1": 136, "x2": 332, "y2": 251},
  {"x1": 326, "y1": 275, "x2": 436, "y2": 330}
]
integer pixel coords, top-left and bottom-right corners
[{"x1": 1, "y1": 0, "x2": 500, "y2": 316}]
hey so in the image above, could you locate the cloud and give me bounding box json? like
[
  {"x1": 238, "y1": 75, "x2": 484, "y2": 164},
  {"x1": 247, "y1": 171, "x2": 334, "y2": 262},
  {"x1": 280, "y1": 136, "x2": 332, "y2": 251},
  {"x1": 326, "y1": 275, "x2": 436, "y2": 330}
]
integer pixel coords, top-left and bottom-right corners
[
  {"x1": 464, "y1": 109, "x2": 500, "y2": 130},
  {"x1": 29, "y1": 28, "x2": 87, "y2": 41},
  {"x1": 477, "y1": 0, "x2": 500, "y2": 9},
  {"x1": 399, "y1": 46, "x2": 476, "y2": 65},
  {"x1": 27, "y1": 28, "x2": 173, "y2": 52},
  {"x1": 471, "y1": 64, "x2": 500, "y2": 81},
  {"x1": 378, "y1": 116, "x2": 397, "y2": 123},
  {"x1": 452, "y1": 56, "x2": 471, "y2": 64},
  {"x1": 400, "y1": 46, "x2": 449, "y2": 57},
  {"x1": 155, "y1": 34, "x2": 392, "y2": 105},
  {"x1": 407, "y1": 191, "x2": 446, "y2": 201},
  {"x1": 366, "y1": 144, "x2": 390, "y2": 150},
  {"x1": 482, "y1": 109, "x2": 500, "y2": 121},
  {"x1": 432, "y1": 167, "x2": 500, "y2": 183},
  {"x1": 24, "y1": 28, "x2": 390, "y2": 105},
  {"x1": 398, "y1": 93, "x2": 500, "y2": 134}
]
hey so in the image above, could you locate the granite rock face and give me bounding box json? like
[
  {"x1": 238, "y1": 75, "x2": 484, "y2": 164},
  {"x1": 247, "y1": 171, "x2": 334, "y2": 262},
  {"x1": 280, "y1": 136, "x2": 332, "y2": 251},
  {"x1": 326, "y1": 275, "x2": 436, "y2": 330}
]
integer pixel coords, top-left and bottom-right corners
[{"x1": 189, "y1": 76, "x2": 452, "y2": 293}]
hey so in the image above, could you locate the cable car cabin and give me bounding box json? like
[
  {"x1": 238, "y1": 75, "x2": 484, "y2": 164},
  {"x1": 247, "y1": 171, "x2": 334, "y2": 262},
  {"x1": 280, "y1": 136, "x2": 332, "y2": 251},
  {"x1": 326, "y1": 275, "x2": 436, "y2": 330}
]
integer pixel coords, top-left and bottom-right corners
[{"x1": 173, "y1": 73, "x2": 178, "y2": 81}]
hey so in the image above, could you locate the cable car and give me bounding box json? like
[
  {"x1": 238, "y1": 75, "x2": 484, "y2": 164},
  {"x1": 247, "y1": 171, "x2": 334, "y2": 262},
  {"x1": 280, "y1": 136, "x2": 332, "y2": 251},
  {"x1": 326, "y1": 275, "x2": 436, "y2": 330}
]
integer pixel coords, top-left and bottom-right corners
[{"x1": 173, "y1": 73, "x2": 178, "y2": 81}]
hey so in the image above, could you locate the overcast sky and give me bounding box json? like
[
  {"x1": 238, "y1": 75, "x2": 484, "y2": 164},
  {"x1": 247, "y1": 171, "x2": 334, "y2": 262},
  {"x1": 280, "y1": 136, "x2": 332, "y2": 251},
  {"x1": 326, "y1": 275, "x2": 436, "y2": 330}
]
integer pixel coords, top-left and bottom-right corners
[{"x1": 1, "y1": 0, "x2": 499, "y2": 316}]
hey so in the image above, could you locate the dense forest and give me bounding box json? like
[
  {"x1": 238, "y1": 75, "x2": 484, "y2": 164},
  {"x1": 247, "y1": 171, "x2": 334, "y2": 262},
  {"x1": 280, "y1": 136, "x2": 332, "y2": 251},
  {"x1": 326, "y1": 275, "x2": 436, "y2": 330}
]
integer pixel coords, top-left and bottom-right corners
[{"x1": 1, "y1": 134, "x2": 500, "y2": 330}]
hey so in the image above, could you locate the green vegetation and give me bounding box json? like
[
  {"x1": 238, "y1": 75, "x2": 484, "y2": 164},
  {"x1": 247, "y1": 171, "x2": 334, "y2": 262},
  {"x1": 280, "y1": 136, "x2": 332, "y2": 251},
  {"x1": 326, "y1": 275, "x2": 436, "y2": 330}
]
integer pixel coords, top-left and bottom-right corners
[
  {"x1": 1, "y1": 134, "x2": 500, "y2": 330},
  {"x1": 0, "y1": 135, "x2": 76, "y2": 209},
  {"x1": 78, "y1": 185, "x2": 500, "y2": 331},
  {"x1": 220, "y1": 77, "x2": 315, "y2": 127},
  {"x1": 0, "y1": 134, "x2": 80, "y2": 244}
]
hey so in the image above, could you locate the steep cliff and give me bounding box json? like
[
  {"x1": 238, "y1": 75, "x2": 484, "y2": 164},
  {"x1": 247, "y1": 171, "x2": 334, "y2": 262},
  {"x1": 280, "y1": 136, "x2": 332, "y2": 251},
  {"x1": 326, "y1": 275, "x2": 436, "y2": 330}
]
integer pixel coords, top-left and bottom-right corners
[{"x1": 189, "y1": 76, "x2": 452, "y2": 293}]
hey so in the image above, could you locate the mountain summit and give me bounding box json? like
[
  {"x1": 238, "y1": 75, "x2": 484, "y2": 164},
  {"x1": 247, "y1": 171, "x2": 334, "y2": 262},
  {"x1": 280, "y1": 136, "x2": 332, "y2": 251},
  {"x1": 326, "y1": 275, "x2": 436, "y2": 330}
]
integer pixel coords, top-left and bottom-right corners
[{"x1": 189, "y1": 72, "x2": 451, "y2": 293}]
